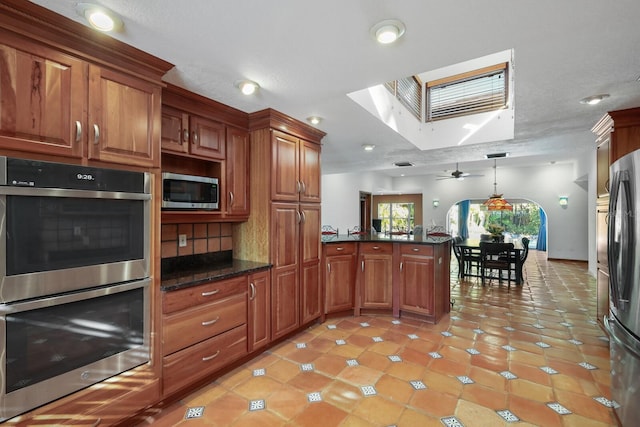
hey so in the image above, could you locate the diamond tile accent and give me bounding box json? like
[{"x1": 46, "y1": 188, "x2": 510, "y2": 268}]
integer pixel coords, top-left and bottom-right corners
[
  {"x1": 441, "y1": 415, "x2": 464, "y2": 426},
  {"x1": 503, "y1": 326, "x2": 516, "y2": 332},
  {"x1": 300, "y1": 363, "x2": 314, "y2": 372},
  {"x1": 336, "y1": 339, "x2": 346, "y2": 345},
  {"x1": 185, "y1": 406, "x2": 205, "y2": 419},
  {"x1": 361, "y1": 385, "x2": 377, "y2": 396},
  {"x1": 249, "y1": 400, "x2": 265, "y2": 411},
  {"x1": 307, "y1": 392, "x2": 322, "y2": 402},
  {"x1": 501, "y1": 345, "x2": 517, "y2": 351},
  {"x1": 441, "y1": 331, "x2": 453, "y2": 337},
  {"x1": 532, "y1": 323, "x2": 545, "y2": 329},
  {"x1": 535, "y1": 342, "x2": 551, "y2": 348},
  {"x1": 327, "y1": 324, "x2": 337, "y2": 330},
  {"x1": 500, "y1": 371, "x2": 518, "y2": 380},
  {"x1": 472, "y1": 328, "x2": 485, "y2": 334},
  {"x1": 296, "y1": 343, "x2": 307, "y2": 349},
  {"x1": 466, "y1": 348, "x2": 481, "y2": 355},
  {"x1": 540, "y1": 366, "x2": 559, "y2": 374},
  {"x1": 457, "y1": 375, "x2": 475, "y2": 384},
  {"x1": 568, "y1": 339, "x2": 583, "y2": 345},
  {"x1": 372, "y1": 336, "x2": 384, "y2": 342},
  {"x1": 407, "y1": 334, "x2": 419, "y2": 340},
  {"x1": 579, "y1": 307, "x2": 589, "y2": 312},
  {"x1": 579, "y1": 362, "x2": 597, "y2": 370},
  {"x1": 496, "y1": 409, "x2": 520, "y2": 422},
  {"x1": 346, "y1": 359, "x2": 359, "y2": 367},
  {"x1": 409, "y1": 380, "x2": 427, "y2": 390},
  {"x1": 360, "y1": 322, "x2": 370, "y2": 327},
  {"x1": 587, "y1": 319, "x2": 598, "y2": 325},
  {"x1": 560, "y1": 322, "x2": 573, "y2": 327},
  {"x1": 450, "y1": 315, "x2": 461, "y2": 320},
  {"x1": 253, "y1": 368, "x2": 266, "y2": 377},
  {"x1": 555, "y1": 309, "x2": 566, "y2": 313},
  {"x1": 594, "y1": 396, "x2": 615, "y2": 407},
  {"x1": 478, "y1": 314, "x2": 488, "y2": 318},
  {"x1": 547, "y1": 402, "x2": 572, "y2": 415},
  {"x1": 388, "y1": 355, "x2": 402, "y2": 362},
  {"x1": 429, "y1": 352, "x2": 443, "y2": 359},
  {"x1": 391, "y1": 320, "x2": 402, "y2": 325}
]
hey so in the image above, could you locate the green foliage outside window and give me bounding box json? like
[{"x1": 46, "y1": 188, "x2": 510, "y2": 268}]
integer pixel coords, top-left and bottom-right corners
[{"x1": 377, "y1": 202, "x2": 415, "y2": 233}]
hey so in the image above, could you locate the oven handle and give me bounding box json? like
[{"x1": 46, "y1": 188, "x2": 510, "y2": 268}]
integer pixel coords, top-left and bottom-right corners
[{"x1": 0, "y1": 186, "x2": 151, "y2": 200}]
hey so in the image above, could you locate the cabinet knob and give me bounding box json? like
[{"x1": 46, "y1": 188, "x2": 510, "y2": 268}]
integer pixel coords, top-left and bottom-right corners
[
  {"x1": 75, "y1": 121, "x2": 82, "y2": 143},
  {"x1": 192, "y1": 131, "x2": 198, "y2": 144},
  {"x1": 182, "y1": 128, "x2": 189, "y2": 142}
]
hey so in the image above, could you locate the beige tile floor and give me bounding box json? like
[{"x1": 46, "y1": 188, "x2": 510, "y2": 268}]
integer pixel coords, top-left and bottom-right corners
[{"x1": 136, "y1": 251, "x2": 616, "y2": 426}]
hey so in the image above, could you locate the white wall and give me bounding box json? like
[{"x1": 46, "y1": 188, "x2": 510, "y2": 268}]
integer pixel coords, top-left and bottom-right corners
[
  {"x1": 321, "y1": 172, "x2": 392, "y2": 234},
  {"x1": 322, "y1": 162, "x2": 590, "y2": 262}
]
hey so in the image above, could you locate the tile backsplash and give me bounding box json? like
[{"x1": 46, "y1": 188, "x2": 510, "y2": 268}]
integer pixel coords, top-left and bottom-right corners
[{"x1": 161, "y1": 222, "x2": 233, "y2": 258}]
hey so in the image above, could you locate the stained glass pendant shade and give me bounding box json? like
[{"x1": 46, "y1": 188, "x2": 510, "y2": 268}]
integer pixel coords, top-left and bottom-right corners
[{"x1": 483, "y1": 160, "x2": 513, "y2": 211}]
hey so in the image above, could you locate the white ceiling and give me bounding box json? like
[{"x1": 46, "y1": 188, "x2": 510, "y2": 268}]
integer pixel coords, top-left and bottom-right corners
[{"x1": 31, "y1": 0, "x2": 640, "y2": 177}]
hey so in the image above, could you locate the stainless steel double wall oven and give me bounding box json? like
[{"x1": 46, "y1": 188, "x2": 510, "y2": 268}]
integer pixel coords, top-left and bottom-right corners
[{"x1": 0, "y1": 157, "x2": 151, "y2": 421}]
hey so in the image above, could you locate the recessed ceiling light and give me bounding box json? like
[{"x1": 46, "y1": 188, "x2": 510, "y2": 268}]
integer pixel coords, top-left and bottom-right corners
[
  {"x1": 362, "y1": 144, "x2": 376, "y2": 151},
  {"x1": 76, "y1": 3, "x2": 123, "y2": 32},
  {"x1": 370, "y1": 19, "x2": 406, "y2": 44},
  {"x1": 234, "y1": 79, "x2": 260, "y2": 95},
  {"x1": 579, "y1": 94, "x2": 610, "y2": 105},
  {"x1": 306, "y1": 116, "x2": 322, "y2": 125}
]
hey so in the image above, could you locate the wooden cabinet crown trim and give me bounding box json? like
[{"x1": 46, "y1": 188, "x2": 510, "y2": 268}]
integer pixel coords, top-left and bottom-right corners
[
  {"x1": 249, "y1": 108, "x2": 326, "y2": 143},
  {"x1": 0, "y1": 0, "x2": 173, "y2": 82}
]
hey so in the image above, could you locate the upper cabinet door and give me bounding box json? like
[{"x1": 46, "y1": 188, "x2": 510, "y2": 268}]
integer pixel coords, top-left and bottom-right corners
[
  {"x1": 161, "y1": 105, "x2": 189, "y2": 154},
  {"x1": 0, "y1": 34, "x2": 87, "y2": 158},
  {"x1": 271, "y1": 130, "x2": 300, "y2": 202},
  {"x1": 299, "y1": 140, "x2": 321, "y2": 203},
  {"x1": 190, "y1": 115, "x2": 226, "y2": 160},
  {"x1": 226, "y1": 126, "x2": 250, "y2": 216},
  {"x1": 88, "y1": 65, "x2": 161, "y2": 167}
]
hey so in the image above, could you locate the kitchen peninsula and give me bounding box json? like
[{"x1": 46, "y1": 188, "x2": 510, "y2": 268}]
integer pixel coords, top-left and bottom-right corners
[{"x1": 322, "y1": 233, "x2": 452, "y2": 324}]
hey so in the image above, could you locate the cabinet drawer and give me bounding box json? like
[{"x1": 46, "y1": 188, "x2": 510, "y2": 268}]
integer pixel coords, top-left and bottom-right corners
[
  {"x1": 359, "y1": 242, "x2": 393, "y2": 254},
  {"x1": 163, "y1": 293, "x2": 247, "y2": 355},
  {"x1": 325, "y1": 242, "x2": 357, "y2": 256},
  {"x1": 163, "y1": 276, "x2": 247, "y2": 314},
  {"x1": 163, "y1": 325, "x2": 247, "y2": 396},
  {"x1": 399, "y1": 244, "x2": 434, "y2": 256}
]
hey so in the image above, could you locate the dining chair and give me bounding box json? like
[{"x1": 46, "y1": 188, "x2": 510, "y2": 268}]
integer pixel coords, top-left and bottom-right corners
[
  {"x1": 347, "y1": 225, "x2": 366, "y2": 235},
  {"x1": 480, "y1": 242, "x2": 517, "y2": 287},
  {"x1": 451, "y1": 237, "x2": 464, "y2": 277},
  {"x1": 321, "y1": 225, "x2": 339, "y2": 235}
]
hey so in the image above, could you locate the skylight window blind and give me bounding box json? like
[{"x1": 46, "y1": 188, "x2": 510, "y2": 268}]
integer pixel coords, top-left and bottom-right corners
[
  {"x1": 384, "y1": 77, "x2": 422, "y2": 120},
  {"x1": 427, "y1": 63, "x2": 508, "y2": 121}
]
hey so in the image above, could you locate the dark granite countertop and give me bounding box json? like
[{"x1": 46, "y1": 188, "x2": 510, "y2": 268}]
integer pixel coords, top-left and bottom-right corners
[
  {"x1": 161, "y1": 252, "x2": 271, "y2": 291},
  {"x1": 321, "y1": 232, "x2": 451, "y2": 245}
]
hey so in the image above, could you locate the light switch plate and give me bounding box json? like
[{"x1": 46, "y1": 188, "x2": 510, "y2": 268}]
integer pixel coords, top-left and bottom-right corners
[{"x1": 179, "y1": 234, "x2": 187, "y2": 247}]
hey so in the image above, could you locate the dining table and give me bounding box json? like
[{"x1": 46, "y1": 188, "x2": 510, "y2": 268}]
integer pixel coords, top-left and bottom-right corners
[{"x1": 456, "y1": 238, "x2": 524, "y2": 285}]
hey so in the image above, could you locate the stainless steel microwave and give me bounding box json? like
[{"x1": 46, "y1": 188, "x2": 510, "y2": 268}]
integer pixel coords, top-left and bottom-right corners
[{"x1": 162, "y1": 172, "x2": 219, "y2": 210}]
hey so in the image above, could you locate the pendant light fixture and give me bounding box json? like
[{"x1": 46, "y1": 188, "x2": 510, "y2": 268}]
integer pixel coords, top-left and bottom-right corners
[{"x1": 483, "y1": 159, "x2": 513, "y2": 211}]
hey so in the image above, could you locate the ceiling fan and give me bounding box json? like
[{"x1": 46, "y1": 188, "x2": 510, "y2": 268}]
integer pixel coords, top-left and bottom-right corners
[{"x1": 436, "y1": 163, "x2": 484, "y2": 181}]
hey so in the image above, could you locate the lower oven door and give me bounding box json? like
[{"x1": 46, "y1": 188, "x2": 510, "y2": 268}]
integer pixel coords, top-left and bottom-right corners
[{"x1": 0, "y1": 278, "x2": 150, "y2": 422}]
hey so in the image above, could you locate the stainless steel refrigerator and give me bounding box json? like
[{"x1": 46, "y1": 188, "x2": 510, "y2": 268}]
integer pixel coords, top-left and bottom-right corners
[{"x1": 606, "y1": 148, "x2": 640, "y2": 426}]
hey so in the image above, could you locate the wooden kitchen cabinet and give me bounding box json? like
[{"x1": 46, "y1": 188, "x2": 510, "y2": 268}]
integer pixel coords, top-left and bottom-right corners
[
  {"x1": 271, "y1": 130, "x2": 321, "y2": 203},
  {"x1": 161, "y1": 109, "x2": 225, "y2": 160},
  {"x1": 396, "y1": 243, "x2": 451, "y2": 323},
  {"x1": 248, "y1": 269, "x2": 271, "y2": 352},
  {"x1": 356, "y1": 243, "x2": 393, "y2": 314},
  {"x1": 161, "y1": 276, "x2": 248, "y2": 397},
  {"x1": 0, "y1": 31, "x2": 163, "y2": 168},
  {"x1": 235, "y1": 109, "x2": 325, "y2": 341},
  {"x1": 323, "y1": 243, "x2": 357, "y2": 314}
]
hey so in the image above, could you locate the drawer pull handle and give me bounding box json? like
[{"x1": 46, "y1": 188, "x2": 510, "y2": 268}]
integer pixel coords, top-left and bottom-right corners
[
  {"x1": 373, "y1": 246, "x2": 380, "y2": 250},
  {"x1": 201, "y1": 316, "x2": 220, "y2": 326},
  {"x1": 201, "y1": 290, "x2": 220, "y2": 297},
  {"x1": 202, "y1": 350, "x2": 220, "y2": 361},
  {"x1": 412, "y1": 248, "x2": 420, "y2": 252},
  {"x1": 336, "y1": 247, "x2": 344, "y2": 251}
]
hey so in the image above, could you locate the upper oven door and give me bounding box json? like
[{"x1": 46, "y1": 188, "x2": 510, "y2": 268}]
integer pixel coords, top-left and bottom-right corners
[{"x1": 0, "y1": 187, "x2": 150, "y2": 303}]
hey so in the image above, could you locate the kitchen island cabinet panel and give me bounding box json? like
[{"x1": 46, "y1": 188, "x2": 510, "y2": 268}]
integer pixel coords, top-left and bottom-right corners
[
  {"x1": 248, "y1": 270, "x2": 271, "y2": 351},
  {"x1": 356, "y1": 243, "x2": 393, "y2": 314},
  {"x1": 324, "y1": 243, "x2": 357, "y2": 314}
]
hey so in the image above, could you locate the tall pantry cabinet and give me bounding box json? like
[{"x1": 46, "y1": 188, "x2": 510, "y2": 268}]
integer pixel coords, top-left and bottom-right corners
[{"x1": 234, "y1": 109, "x2": 325, "y2": 341}]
